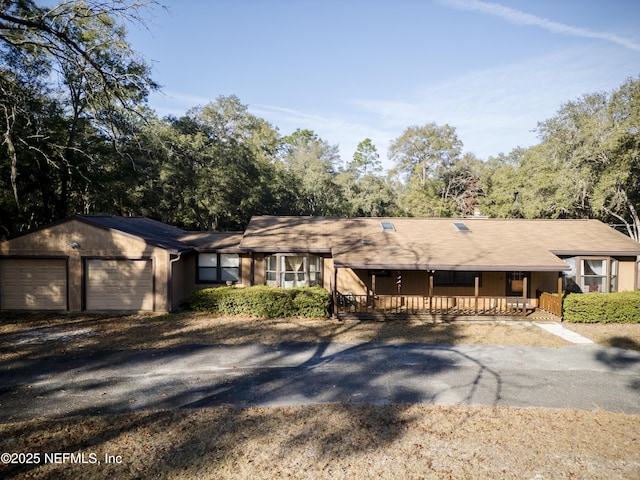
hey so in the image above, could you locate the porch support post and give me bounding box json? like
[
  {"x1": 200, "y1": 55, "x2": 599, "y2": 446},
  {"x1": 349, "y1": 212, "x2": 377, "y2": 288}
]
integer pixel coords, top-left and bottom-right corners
[
  {"x1": 522, "y1": 275, "x2": 528, "y2": 317},
  {"x1": 332, "y1": 267, "x2": 339, "y2": 319},
  {"x1": 249, "y1": 252, "x2": 255, "y2": 286},
  {"x1": 429, "y1": 272, "x2": 434, "y2": 315},
  {"x1": 558, "y1": 273, "x2": 563, "y2": 318},
  {"x1": 371, "y1": 273, "x2": 376, "y2": 309},
  {"x1": 557, "y1": 274, "x2": 563, "y2": 298},
  {"x1": 474, "y1": 275, "x2": 479, "y2": 314}
]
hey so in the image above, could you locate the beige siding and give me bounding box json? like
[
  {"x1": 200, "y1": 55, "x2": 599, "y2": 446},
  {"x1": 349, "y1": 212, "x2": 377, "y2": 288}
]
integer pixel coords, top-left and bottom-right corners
[
  {"x1": 240, "y1": 255, "x2": 252, "y2": 286},
  {"x1": 618, "y1": 258, "x2": 637, "y2": 291},
  {"x1": 252, "y1": 254, "x2": 266, "y2": 285},
  {"x1": 0, "y1": 258, "x2": 67, "y2": 310},
  {"x1": 171, "y1": 253, "x2": 194, "y2": 309},
  {"x1": 86, "y1": 259, "x2": 154, "y2": 311},
  {"x1": 322, "y1": 256, "x2": 334, "y2": 290},
  {"x1": 335, "y1": 266, "x2": 368, "y2": 295}
]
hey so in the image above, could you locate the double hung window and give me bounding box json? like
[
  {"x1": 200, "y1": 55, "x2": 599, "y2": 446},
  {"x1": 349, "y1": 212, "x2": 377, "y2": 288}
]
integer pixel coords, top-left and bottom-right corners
[{"x1": 197, "y1": 253, "x2": 240, "y2": 283}]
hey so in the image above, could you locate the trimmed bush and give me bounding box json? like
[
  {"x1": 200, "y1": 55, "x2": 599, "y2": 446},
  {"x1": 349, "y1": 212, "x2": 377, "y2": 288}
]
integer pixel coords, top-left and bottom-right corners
[
  {"x1": 563, "y1": 291, "x2": 640, "y2": 323},
  {"x1": 289, "y1": 287, "x2": 331, "y2": 318},
  {"x1": 189, "y1": 285, "x2": 330, "y2": 318}
]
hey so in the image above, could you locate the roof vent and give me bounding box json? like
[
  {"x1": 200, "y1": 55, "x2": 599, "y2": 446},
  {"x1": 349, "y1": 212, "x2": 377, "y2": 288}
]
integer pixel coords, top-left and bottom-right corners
[
  {"x1": 453, "y1": 222, "x2": 470, "y2": 232},
  {"x1": 380, "y1": 221, "x2": 395, "y2": 232}
]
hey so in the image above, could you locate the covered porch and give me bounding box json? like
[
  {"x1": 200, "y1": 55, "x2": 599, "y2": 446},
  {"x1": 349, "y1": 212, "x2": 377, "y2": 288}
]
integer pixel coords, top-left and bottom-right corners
[{"x1": 332, "y1": 269, "x2": 564, "y2": 320}]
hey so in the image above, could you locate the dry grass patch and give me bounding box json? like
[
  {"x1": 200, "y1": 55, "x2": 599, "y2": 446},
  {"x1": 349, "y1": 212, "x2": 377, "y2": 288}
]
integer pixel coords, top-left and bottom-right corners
[
  {"x1": 564, "y1": 323, "x2": 640, "y2": 351},
  {"x1": 0, "y1": 312, "x2": 569, "y2": 363},
  {"x1": 1, "y1": 404, "x2": 638, "y2": 479}
]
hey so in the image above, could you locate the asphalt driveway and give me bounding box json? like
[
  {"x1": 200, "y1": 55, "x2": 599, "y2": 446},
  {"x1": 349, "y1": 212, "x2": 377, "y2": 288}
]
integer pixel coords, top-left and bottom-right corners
[{"x1": 1, "y1": 341, "x2": 639, "y2": 421}]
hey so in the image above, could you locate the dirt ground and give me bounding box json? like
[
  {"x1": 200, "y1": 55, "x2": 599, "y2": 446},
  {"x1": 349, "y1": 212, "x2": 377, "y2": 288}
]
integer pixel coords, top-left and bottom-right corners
[{"x1": 1, "y1": 313, "x2": 639, "y2": 479}]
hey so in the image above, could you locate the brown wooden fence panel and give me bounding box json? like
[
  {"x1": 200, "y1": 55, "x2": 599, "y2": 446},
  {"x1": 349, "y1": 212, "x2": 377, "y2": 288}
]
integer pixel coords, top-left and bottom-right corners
[{"x1": 539, "y1": 292, "x2": 562, "y2": 317}]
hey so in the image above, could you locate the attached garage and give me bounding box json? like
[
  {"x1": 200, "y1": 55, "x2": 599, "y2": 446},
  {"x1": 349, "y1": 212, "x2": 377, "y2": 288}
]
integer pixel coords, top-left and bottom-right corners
[
  {"x1": 85, "y1": 259, "x2": 154, "y2": 311},
  {"x1": 0, "y1": 215, "x2": 198, "y2": 313},
  {"x1": 0, "y1": 214, "x2": 246, "y2": 313},
  {"x1": 0, "y1": 258, "x2": 68, "y2": 310}
]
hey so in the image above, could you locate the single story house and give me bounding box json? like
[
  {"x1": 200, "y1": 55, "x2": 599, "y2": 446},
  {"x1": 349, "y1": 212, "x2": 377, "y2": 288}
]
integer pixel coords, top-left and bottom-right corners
[{"x1": 1, "y1": 215, "x2": 639, "y2": 317}]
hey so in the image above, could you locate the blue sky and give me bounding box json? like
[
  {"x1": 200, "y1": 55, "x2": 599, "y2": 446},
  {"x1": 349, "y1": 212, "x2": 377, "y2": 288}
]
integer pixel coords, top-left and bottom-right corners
[{"x1": 128, "y1": 0, "x2": 640, "y2": 169}]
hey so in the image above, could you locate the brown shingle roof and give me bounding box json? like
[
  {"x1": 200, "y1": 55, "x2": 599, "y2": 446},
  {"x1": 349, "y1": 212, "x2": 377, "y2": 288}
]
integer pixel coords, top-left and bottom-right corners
[
  {"x1": 78, "y1": 216, "x2": 244, "y2": 253},
  {"x1": 78, "y1": 215, "x2": 192, "y2": 252},
  {"x1": 179, "y1": 231, "x2": 244, "y2": 252},
  {"x1": 240, "y1": 216, "x2": 640, "y2": 271},
  {"x1": 239, "y1": 216, "x2": 341, "y2": 253}
]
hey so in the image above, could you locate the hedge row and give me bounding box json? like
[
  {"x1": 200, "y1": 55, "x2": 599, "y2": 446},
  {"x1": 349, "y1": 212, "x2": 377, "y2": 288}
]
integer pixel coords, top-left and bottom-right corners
[
  {"x1": 563, "y1": 291, "x2": 640, "y2": 323},
  {"x1": 189, "y1": 285, "x2": 331, "y2": 318}
]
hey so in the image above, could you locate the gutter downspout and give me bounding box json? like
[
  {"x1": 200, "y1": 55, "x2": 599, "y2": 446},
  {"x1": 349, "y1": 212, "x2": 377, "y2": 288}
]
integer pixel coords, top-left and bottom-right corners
[{"x1": 168, "y1": 250, "x2": 187, "y2": 312}]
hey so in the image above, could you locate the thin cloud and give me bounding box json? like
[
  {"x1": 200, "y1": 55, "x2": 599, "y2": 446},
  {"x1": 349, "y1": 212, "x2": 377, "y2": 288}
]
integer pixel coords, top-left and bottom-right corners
[
  {"x1": 349, "y1": 46, "x2": 625, "y2": 160},
  {"x1": 252, "y1": 103, "x2": 396, "y2": 167},
  {"x1": 440, "y1": 0, "x2": 640, "y2": 51}
]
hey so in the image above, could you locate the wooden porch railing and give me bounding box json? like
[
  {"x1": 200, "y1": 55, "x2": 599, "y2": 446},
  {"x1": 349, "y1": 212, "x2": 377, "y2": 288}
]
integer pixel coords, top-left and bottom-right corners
[
  {"x1": 538, "y1": 292, "x2": 562, "y2": 317},
  {"x1": 337, "y1": 293, "x2": 536, "y2": 317}
]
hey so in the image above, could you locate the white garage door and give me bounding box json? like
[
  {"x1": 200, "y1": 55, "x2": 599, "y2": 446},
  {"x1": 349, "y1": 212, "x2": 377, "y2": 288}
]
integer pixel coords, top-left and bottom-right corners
[
  {"x1": 85, "y1": 259, "x2": 154, "y2": 311},
  {"x1": 0, "y1": 258, "x2": 68, "y2": 310}
]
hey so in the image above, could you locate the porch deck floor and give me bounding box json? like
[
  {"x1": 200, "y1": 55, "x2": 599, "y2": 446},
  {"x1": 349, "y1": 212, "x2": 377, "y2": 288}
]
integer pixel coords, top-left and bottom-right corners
[{"x1": 338, "y1": 309, "x2": 561, "y2": 322}]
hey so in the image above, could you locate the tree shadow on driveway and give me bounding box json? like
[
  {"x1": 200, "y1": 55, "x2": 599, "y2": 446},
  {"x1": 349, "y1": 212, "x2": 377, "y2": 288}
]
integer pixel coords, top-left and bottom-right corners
[{"x1": 0, "y1": 318, "x2": 506, "y2": 479}]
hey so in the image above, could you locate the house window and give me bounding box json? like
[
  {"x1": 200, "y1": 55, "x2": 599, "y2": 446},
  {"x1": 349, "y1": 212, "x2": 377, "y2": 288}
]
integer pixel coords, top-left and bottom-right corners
[
  {"x1": 266, "y1": 255, "x2": 278, "y2": 287},
  {"x1": 434, "y1": 271, "x2": 480, "y2": 287},
  {"x1": 562, "y1": 256, "x2": 618, "y2": 293},
  {"x1": 265, "y1": 254, "x2": 322, "y2": 288},
  {"x1": 562, "y1": 257, "x2": 580, "y2": 292},
  {"x1": 282, "y1": 255, "x2": 306, "y2": 288},
  {"x1": 581, "y1": 258, "x2": 607, "y2": 293},
  {"x1": 198, "y1": 253, "x2": 240, "y2": 283}
]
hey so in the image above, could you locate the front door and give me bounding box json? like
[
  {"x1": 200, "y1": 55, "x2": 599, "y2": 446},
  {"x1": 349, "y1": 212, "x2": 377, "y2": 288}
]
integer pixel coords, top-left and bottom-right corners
[{"x1": 506, "y1": 271, "x2": 529, "y2": 297}]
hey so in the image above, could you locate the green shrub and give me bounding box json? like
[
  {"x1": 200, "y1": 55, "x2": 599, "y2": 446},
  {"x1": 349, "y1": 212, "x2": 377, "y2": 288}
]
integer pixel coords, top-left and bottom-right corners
[
  {"x1": 189, "y1": 285, "x2": 330, "y2": 318},
  {"x1": 189, "y1": 286, "x2": 234, "y2": 312},
  {"x1": 563, "y1": 291, "x2": 640, "y2": 323},
  {"x1": 289, "y1": 286, "x2": 331, "y2": 318}
]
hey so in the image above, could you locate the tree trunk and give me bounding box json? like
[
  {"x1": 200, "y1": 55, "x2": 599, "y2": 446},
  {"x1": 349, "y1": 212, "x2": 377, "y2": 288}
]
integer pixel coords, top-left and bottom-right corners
[{"x1": 2, "y1": 104, "x2": 20, "y2": 209}]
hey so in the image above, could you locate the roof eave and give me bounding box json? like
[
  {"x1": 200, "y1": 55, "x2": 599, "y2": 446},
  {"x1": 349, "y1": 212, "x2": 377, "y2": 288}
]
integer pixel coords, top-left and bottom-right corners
[
  {"x1": 194, "y1": 247, "x2": 245, "y2": 254},
  {"x1": 333, "y1": 262, "x2": 571, "y2": 272},
  {"x1": 240, "y1": 246, "x2": 332, "y2": 254},
  {"x1": 552, "y1": 250, "x2": 640, "y2": 257}
]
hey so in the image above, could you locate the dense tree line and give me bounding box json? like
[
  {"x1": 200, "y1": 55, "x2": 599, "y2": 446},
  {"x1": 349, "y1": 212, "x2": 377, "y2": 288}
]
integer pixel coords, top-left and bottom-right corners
[{"x1": 1, "y1": 1, "x2": 639, "y2": 240}]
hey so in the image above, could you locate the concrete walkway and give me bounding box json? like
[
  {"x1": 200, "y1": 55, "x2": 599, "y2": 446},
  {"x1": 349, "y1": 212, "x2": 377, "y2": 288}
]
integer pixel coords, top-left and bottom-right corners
[{"x1": 534, "y1": 322, "x2": 594, "y2": 344}]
